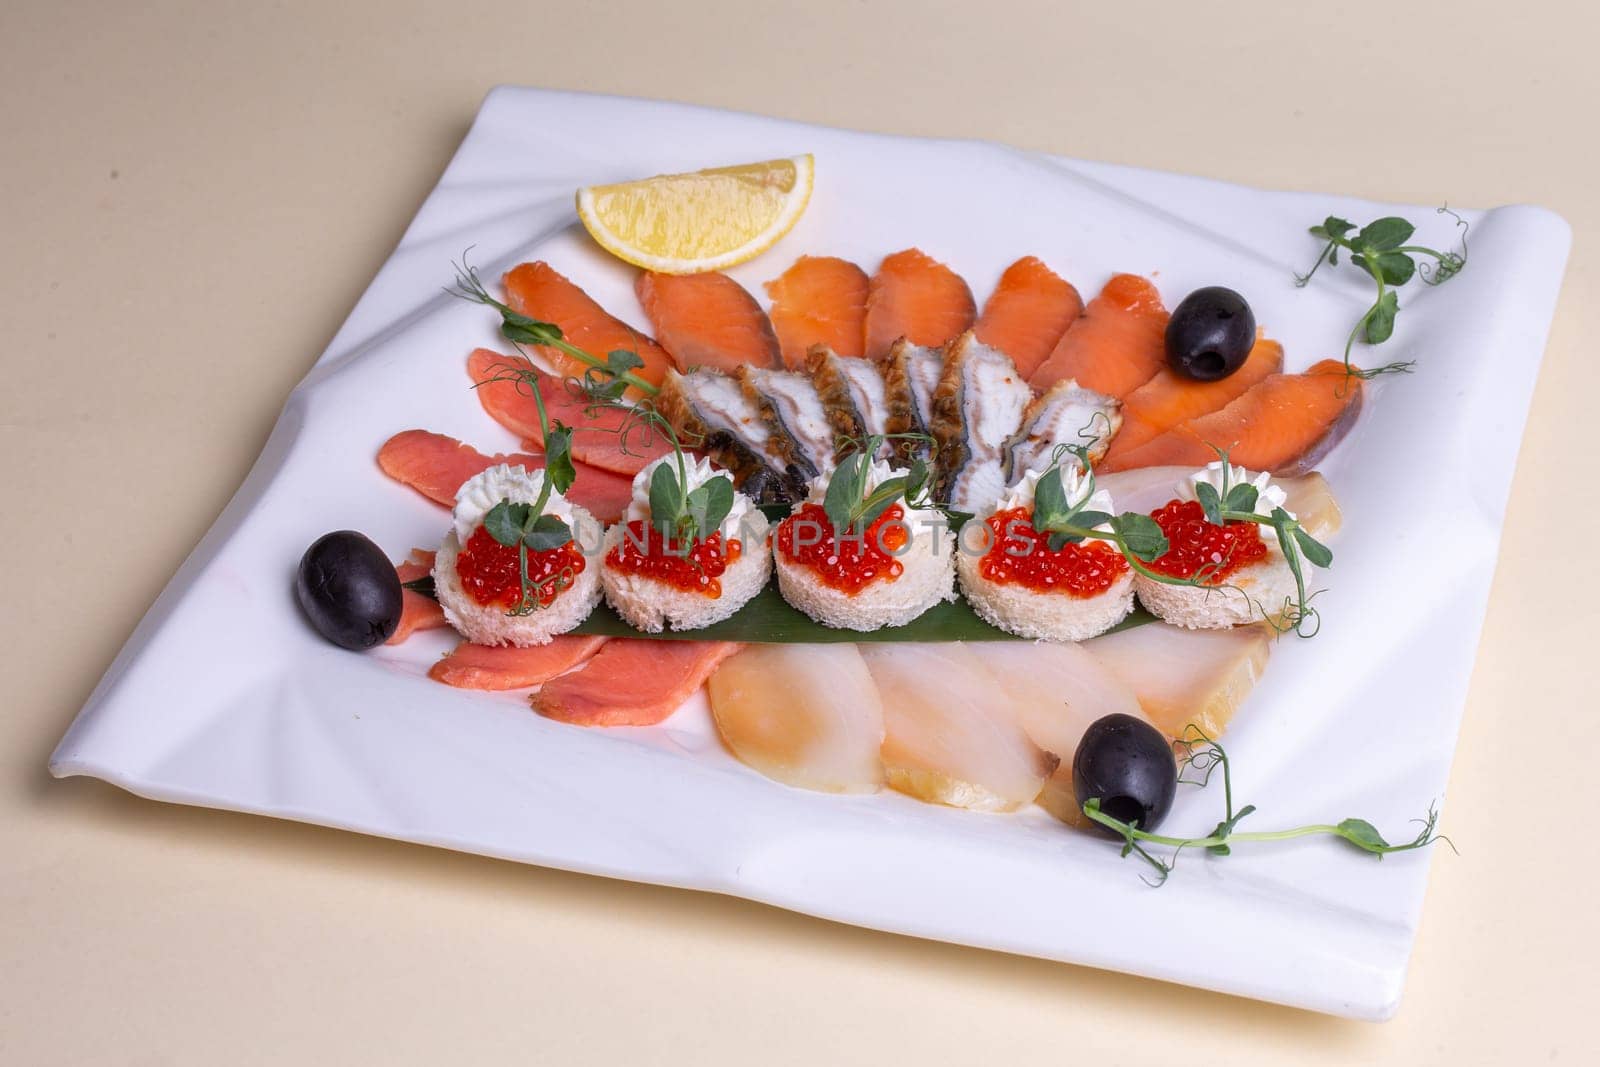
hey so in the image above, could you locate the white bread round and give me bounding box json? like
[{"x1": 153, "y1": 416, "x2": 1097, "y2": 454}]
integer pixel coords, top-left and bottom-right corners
[
  {"x1": 600, "y1": 517, "x2": 772, "y2": 633},
  {"x1": 433, "y1": 505, "x2": 603, "y2": 646},
  {"x1": 956, "y1": 550, "x2": 1134, "y2": 642},
  {"x1": 773, "y1": 521, "x2": 955, "y2": 631},
  {"x1": 1133, "y1": 551, "x2": 1299, "y2": 630}
]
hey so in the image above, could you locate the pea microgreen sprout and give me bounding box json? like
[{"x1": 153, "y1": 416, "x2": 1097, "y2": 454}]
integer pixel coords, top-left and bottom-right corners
[
  {"x1": 822, "y1": 435, "x2": 932, "y2": 536},
  {"x1": 1083, "y1": 725, "x2": 1454, "y2": 886},
  {"x1": 1295, "y1": 206, "x2": 1469, "y2": 379}
]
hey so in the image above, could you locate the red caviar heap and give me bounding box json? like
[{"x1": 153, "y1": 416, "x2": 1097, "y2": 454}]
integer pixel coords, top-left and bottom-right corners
[
  {"x1": 980, "y1": 506, "x2": 1129, "y2": 597},
  {"x1": 457, "y1": 525, "x2": 586, "y2": 609},
  {"x1": 1145, "y1": 499, "x2": 1268, "y2": 583},
  {"x1": 778, "y1": 503, "x2": 909, "y2": 594},
  {"x1": 606, "y1": 521, "x2": 742, "y2": 598}
]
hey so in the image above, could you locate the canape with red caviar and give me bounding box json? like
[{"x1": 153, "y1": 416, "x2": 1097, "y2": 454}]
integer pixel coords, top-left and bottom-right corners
[
  {"x1": 956, "y1": 463, "x2": 1134, "y2": 641},
  {"x1": 601, "y1": 453, "x2": 771, "y2": 632},
  {"x1": 773, "y1": 444, "x2": 954, "y2": 630}
]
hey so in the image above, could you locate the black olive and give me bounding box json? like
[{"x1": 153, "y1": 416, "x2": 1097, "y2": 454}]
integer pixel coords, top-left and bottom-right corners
[
  {"x1": 1165, "y1": 286, "x2": 1256, "y2": 381},
  {"x1": 296, "y1": 530, "x2": 403, "y2": 650},
  {"x1": 1073, "y1": 713, "x2": 1178, "y2": 836}
]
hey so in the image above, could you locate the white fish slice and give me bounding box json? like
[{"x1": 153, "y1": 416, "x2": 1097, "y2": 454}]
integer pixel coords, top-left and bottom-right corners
[
  {"x1": 708, "y1": 644, "x2": 885, "y2": 794},
  {"x1": 860, "y1": 642, "x2": 1056, "y2": 812},
  {"x1": 976, "y1": 641, "x2": 1151, "y2": 826},
  {"x1": 1083, "y1": 622, "x2": 1271, "y2": 739}
]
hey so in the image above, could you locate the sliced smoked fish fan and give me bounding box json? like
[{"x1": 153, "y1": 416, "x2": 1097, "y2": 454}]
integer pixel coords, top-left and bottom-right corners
[
  {"x1": 1100, "y1": 359, "x2": 1362, "y2": 476},
  {"x1": 974, "y1": 255, "x2": 1083, "y2": 379},
  {"x1": 502, "y1": 262, "x2": 674, "y2": 394},
  {"x1": 765, "y1": 256, "x2": 870, "y2": 366},
  {"x1": 636, "y1": 270, "x2": 782, "y2": 373},
  {"x1": 1028, "y1": 273, "x2": 1169, "y2": 398},
  {"x1": 863, "y1": 248, "x2": 976, "y2": 360},
  {"x1": 1101, "y1": 334, "x2": 1285, "y2": 464}
]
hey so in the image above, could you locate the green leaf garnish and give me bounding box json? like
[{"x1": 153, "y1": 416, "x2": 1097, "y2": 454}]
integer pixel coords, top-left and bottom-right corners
[
  {"x1": 1112, "y1": 512, "x2": 1168, "y2": 561},
  {"x1": 1292, "y1": 526, "x2": 1333, "y2": 568},
  {"x1": 685, "y1": 477, "x2": 735, "y2": 543},
  {"x1": 1294, "y1": 206, "x2": 1468, "y2": 379},
  {"x1": 484, "y1": 500, "x2": 531, "y2": 547},
  {"x1": 1081, "y1": 726, "x2": 1454, "y2": 886},
  {"x1": 649, "y1": 460, "x2": 685, "y2": 532},
  {"x1": 1223, "y1": 482, "x2": 1259, "y2": 514},
  {"x1": 544, "y1": 424, "x2": 577, "y2": 495},
  {"x1": 523, "y1": 513, "x2": 573, "y2": 552},
  {"x1": 1195, "y1": 480, "x2": 1223, "y2": 525}
]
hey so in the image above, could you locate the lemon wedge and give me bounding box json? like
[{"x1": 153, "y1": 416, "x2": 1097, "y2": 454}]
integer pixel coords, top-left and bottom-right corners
[{"x1": 576, "y1": 155, "x2": 813, "y2": 274}]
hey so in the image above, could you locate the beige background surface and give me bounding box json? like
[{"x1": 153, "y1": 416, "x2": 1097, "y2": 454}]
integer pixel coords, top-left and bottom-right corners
[{"x1": 3, "y1": 1, "x2": 1595, "y2": 1062}]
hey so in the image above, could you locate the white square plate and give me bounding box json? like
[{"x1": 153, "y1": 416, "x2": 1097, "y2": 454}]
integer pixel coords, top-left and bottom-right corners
[{"x1": 50, "y1": 87, "x2": 1570, "y2": 1019}]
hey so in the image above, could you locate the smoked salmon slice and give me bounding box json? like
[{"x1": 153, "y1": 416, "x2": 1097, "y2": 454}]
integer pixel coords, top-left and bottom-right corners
[
  {"x1": 377, "y1": 429, "x2": 633, "y2": 523},
  {"x1": 502, "y1": 262, "x2": 673, "y2": 394},
  {"x1": 1028, "y1": 274, "x2": 1169, "y2": 398},
  {"x1": 429, "y1": 635, "x2": 609, "y2": 690},
  {"x1": 1100, "y1": 360, "x2": 1362, "y2": 475},
  {"x1": 387, "y1": 549, "x2": 447, "y2": 645},
  {"x1": 532, "y1": 639, "x2": 742, "y2": 727},
  {"x1": 974, "y1": 256, "x2": 1083, "y2": 379},
  {"x1": 467, "y1": 348, "x2": 671, "y2": 476},
  {"x1": 863, "y1": 249, "x2": 976, "y2": 360},
  {"x1": 1101, "y1": 334, "x2": 1285, "y2": 464},
  {"x1": 636, "y1": 271, "x2": 782, "y2": 373},
  {"x1": 764, "y1": 255, "x2": 870, "y2": 366}
]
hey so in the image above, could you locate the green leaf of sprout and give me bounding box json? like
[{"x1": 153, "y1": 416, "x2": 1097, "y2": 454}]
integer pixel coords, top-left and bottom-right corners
[
  {"x1": 606, "y1": 348, "x2": 645, "y2": 376},
  {"x1": 1293, "y1": 526, "x2": 1333, "y2": 567},
  {"x1": 1313, "y1": 216, "x2": 1355, "y2": 241},
  {"x1": 1353, "y1": 250, "x2": 1416, "y2": 287},
  {"x1": 649, "y1": 461, "x2": 685, "y2": 532},
  {"x1": 500, "y1": 311, "x2": 565, "y2": 348},
  {"x1": 1072, "y1": 509, "x2": 1111, "y2": 530},
  {"x1": 544, "y1": 424, "x2": 577, "y2": 494},
  {"x1": 823, "y1": 452, "x2": 868, "y2": 533},
  {"x1": 1365, "y1": 289, "x2": 1400, "y2": 344},
  {"x1": 1031, "y1": 465, "x2": 1070, "y2": 532},
  {"x1": 683, "y1": 476, "x2": 736, "y2": 543},
  {"x1": 1355, "y1": 216, "x2": 1415, "y2": 252},
  {"x1": 1113, "y1": 512, "x2": 1169, "y2": 561},
  {"x1": 1195, "y1": 481, "x2": 1223, "y2": 525},
  {"x1": 1335, "y1": 818, "x2": 1391, "y2": 852},
  {"x1": 484, "y1": 500, "x2": 530, "y2": 547},
  {"x1": 522, "y1": 513, "x2": 572, "y2": 552},
  {"x1": 1223, "y1": 482, "x2": 1259, "y2": 514}
]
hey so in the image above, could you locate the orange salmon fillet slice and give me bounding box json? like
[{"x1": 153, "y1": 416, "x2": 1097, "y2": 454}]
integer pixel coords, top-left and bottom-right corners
[
  {"x1": 764, "y1": 255, "x2": 870, "y2": 366},
  {"x1": 377, "y1": 429, "x2": 633, "y2": 523},
  {"x1": 533, "y1": 639, "x2": 743, "y2": 727},
  {"x1": 974, "y1": 256, "x2": 1084, "y2": 379},
  {"x1": 387, "y1": 549, "x2": 446, "y2": 645},
  {"x1": 429, "y1": 635, "x2": 610, "y2": 690},
  {"x1": 1101, "y1": 360, "x2": 1363, "y2": 475},
  {"x1": 863, "y1": 248, "x2": 976, "y2": 360},
  {"x1": 467, "y1": 348, "x2": 670, "y2": 476},
  {"x1": 1102, "y1": 334, "x2": 1285, "y2": 464},
  {"x1": 636, "y1": 271, "x2": 782, "y2": 373},
  {"x1": 502, "y1": 262, "x2": 673, "y2": 394},
  {"x1": 1028, "y1": 273, "x2": 1169, "y2": 398}
]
